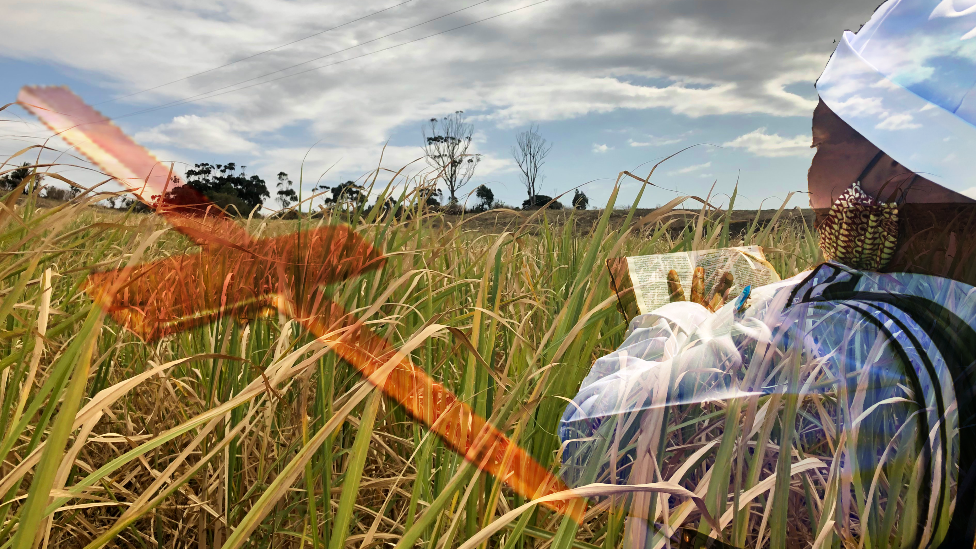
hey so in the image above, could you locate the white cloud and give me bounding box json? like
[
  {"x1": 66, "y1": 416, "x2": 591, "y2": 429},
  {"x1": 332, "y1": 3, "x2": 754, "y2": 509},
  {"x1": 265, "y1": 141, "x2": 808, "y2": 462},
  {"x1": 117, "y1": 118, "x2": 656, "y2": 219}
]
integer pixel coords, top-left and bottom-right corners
[
  {"x1": 871, "y1": 78, "x2": 902, "y2": 91},
  {"x1": 135, "y1": 115, "x2": 259, "y2": 154},
  {"x1": 722, "y1": 127, "x2": 813, "y2": 158},
  {"x1": 761, "y1": 55, "x2": 823, "y2": 113},
  {"x1": 875, "y1": 113, "x2": 922, "y2": 130},
  {"x1": 0, "y1": 0, "x2": 884, "y2": 209},
  {"x1": 472, "y1": 153, "x2": 516, "y2": 176},
  {"x1": 592, "y1": 143, "x2": 612, "y2": 154},
  {"x1": 0, "y1": 0, "x2": 861, "y2": 146},
  {"x1": 656, "y1": 28, "x2": 756, "y2": 56},
  {"x1": 667, "y1": 161, "x2": 711, "y2": 175},
  {"x1": 481, "y1": 77, "x2": 804, "y2": 129},
  {"x1": 831, "y1": 95, "x2": 886, "y2": 117},
  {"x1": 246, "y1": 142, "x2": 513, "y2": 200},
  {"x1": 629, "y1": 136, "x2": 683, "y2": 147}
]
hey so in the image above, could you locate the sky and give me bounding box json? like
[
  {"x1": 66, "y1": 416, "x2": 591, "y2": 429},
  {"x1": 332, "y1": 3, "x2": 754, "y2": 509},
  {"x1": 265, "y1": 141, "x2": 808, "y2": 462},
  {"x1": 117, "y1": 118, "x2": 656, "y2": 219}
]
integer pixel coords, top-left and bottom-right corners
[{"x1": 0, "y1": 0, "x2": 886, "y2": 212}]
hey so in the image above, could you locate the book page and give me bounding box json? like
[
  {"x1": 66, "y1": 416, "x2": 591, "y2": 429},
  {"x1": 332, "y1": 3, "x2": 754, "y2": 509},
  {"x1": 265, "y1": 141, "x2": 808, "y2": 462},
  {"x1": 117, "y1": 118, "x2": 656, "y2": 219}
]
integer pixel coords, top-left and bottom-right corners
[
  {"x1": 625, "y1": 246, "x2": 780, "y2": 315},
  {"x1": 606, "y1": 257, "x2": 640, "y2": 320},
  {"x1": 626, "y1": 253, "x2": 694, "y2": 315}
]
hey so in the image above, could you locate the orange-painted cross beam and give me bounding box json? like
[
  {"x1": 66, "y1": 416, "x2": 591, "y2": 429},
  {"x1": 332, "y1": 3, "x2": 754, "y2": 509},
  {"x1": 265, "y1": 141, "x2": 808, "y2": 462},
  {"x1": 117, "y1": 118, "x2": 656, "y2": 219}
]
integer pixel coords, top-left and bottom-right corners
[
  {"x1": 85, "y1": 224, "x2": 385, "y2": 340},
  {"x1": 18, "y1": 86, "x2": 584, "y2": 522}
]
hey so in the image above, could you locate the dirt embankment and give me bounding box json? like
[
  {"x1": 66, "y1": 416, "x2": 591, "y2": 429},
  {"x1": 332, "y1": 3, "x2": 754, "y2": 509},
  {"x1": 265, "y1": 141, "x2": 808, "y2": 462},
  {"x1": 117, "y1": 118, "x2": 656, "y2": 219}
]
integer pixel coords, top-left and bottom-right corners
[
  {"x1": 26, "y1": 197, "x2": 816, "y2": 237},
  {"x1": 430, "y1": 207, "x2": 816, "y2": 236}
]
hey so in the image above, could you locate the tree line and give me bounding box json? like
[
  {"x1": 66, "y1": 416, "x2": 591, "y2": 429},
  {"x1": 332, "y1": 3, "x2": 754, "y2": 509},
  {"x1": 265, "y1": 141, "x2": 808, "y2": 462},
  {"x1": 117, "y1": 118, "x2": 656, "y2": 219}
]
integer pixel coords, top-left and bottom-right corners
[
  {"x1": 7, "y1": 113, "x2": 589, "y2": 215},
  {"x1": 170, "y1": 111, "x2": 587, "y2": 215}
]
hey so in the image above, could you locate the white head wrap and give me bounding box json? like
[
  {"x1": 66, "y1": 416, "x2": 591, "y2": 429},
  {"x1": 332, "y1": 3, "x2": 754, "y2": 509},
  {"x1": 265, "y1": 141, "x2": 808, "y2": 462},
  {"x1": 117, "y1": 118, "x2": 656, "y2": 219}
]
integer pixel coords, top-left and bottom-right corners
[{"x1": 817, "y1": 0, "x2": 976, "y2": 195}]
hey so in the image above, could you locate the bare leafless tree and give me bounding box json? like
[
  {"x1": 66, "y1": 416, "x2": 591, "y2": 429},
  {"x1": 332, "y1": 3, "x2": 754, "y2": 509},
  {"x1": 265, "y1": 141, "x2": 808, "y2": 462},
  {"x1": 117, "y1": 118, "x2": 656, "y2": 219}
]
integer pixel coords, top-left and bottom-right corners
[
  {"x1": 512, "y1": 124, "x2": 552, "y2": 204},
  {"x1": 422, "y1": 111, "x2": 481, "y2": 205}
]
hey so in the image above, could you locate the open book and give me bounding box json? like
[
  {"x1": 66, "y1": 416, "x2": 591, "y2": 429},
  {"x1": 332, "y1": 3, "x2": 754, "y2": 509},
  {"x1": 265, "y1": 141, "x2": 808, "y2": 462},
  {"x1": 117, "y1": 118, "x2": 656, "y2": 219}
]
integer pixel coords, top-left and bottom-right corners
[{"x1": 607, "y1": 246, "x2": 781, "y2": 320}]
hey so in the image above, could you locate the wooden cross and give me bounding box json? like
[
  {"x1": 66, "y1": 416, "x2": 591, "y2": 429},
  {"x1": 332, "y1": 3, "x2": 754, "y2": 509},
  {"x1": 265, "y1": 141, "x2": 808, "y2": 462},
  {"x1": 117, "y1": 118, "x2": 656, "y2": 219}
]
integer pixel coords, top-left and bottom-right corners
[{"x1": 18, "y1": 86, "x2": 584, "y2": 522}]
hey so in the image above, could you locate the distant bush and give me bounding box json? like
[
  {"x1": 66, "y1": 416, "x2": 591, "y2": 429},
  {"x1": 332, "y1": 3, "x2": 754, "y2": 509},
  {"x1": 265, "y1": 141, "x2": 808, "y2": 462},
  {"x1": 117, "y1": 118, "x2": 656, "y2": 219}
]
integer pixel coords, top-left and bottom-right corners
[
  {"x1": 417, "y1": 186, "x2": 443, "y2": 208},
  {"x1": 184, "y1": 162, "x2": 269, "y2": 213},
  {"x1": 119, "y1": 196, "x2": 152, "y2": 213},
  {"x1": 270, "y1": 209, "x2": 302, "y2": 220},
  {"x1": 207, "y1": 191, "x2": 253, "y2": 216},
  {"x1": 522, "y1": 194, "x2": 563, "y2": 210},
  {"x1": 43, "y1": 187, "x2": 69, "y2": 201},
  {"x1": 572, "y1": 189, "x2": 589, "y2": 210},
  {"x1": 440, "y1": 203, "x2": 465, "y2": 215},
  {"x1": 470, "y1": 185, "x2": 495, "y2": 213},
  {"x1": 0, "y1": 162, "x2": 32, "y2": 192}
]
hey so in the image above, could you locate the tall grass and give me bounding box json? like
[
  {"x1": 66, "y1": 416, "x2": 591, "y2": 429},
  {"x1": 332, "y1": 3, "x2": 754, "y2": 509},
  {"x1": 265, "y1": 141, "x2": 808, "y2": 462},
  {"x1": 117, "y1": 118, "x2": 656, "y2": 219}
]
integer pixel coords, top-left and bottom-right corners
[{"x1": 0, "y1": 159, "x2": 831, "y2": 548}]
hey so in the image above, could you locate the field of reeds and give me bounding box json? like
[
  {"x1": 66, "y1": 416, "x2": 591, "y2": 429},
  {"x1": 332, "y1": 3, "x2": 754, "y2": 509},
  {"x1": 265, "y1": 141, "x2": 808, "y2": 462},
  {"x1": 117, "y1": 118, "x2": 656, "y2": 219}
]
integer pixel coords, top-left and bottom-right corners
[{"x1": 7, "y1": 156, "x2": 927, "y2": 549}]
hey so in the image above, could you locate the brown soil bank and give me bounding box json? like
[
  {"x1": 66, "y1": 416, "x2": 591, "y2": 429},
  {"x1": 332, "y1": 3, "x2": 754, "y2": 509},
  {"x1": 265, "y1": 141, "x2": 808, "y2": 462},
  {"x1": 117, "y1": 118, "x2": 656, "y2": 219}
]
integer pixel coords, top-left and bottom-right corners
[{"x1": 433, "y1": 207, "x2": 816, "y2": 236}]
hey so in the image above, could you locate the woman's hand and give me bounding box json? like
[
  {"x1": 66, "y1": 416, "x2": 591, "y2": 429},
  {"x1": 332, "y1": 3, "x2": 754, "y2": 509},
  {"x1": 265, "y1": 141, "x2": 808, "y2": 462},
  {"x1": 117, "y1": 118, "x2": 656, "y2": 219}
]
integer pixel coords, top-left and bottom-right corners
[{"x1": 667, "y1": 268, "x2": 733, "y2": 312}]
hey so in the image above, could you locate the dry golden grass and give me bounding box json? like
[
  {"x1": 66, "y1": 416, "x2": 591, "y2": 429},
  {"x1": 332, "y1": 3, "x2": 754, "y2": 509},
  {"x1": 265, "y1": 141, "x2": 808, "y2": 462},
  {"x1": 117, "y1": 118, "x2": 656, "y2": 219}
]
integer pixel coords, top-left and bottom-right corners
[{"x1": 13, "y1": 159, "x2": 926, "y2": 549}]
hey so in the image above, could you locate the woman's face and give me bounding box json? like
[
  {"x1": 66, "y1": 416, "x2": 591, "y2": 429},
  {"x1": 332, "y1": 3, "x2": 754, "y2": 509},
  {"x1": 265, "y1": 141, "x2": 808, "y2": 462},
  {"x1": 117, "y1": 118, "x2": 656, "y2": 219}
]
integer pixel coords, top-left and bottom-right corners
[{"x1": 807, "y1": 99, "x2": 972, "y2": 209}]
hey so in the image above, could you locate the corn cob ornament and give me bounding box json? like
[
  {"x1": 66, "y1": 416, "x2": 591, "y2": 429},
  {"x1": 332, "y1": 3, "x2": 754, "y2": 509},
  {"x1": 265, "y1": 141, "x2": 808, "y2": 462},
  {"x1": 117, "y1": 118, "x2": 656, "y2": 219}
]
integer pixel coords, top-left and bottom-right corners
[
  {"x1": 818, "y1": 182, "x2": 899, "y2": 271},
  {"x1": 667, "y1": 269, "x2": 685, "y2": 302},
  {"x1": 689, "y1": 266, "x2": 706, "y2": 306},
  {"x1": 708, "y1": 271, "x2": 734, "y2": 312}
]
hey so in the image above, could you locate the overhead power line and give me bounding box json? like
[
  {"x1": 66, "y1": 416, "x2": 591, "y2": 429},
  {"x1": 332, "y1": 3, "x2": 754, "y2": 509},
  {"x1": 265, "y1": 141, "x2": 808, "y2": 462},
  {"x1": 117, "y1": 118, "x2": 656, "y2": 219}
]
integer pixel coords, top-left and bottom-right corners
[
  {"x1": 94, "y1": 0, "x2": 418, "y2": 106},
  {"x1": 111, "y1": 0, "x2": 491, "y2": 118},
  {"x1": 109, "y1": 0, "x2": 553, "y2": 122}
]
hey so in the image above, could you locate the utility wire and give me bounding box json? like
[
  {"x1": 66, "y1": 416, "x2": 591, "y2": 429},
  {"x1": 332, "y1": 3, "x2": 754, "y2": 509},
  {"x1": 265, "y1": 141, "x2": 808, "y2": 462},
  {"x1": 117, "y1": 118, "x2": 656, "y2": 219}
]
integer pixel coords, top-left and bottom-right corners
[
  {"x1": 110, "y1": 0, "x2": 490, "y2": 118},
  {"x1": 94, "y1": 0, "x2": 418, "y2": 106},
  {"x1": 109, "y1": 0, "x2": 551, "y2": 122}
]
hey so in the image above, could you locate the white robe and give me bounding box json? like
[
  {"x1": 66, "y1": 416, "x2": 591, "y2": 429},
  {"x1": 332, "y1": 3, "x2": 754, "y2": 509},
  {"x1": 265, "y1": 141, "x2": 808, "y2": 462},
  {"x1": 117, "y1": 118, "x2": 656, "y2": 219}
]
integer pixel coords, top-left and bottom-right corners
[{"x1": 559, "y1": 263, "x2": 976, "y2": 547}]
